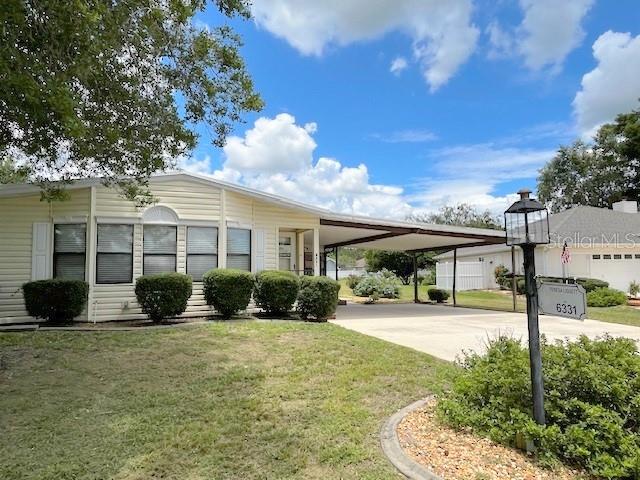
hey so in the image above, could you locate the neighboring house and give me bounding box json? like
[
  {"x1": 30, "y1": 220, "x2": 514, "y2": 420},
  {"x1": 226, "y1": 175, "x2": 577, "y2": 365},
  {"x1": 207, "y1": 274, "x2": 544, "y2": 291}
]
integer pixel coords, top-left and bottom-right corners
[
  {"x1": 0, "y1": 172, "x2": 504, "y2": 324},
  {"x1": 435, "y1": 201, "x2": 640, "y2": 293}
]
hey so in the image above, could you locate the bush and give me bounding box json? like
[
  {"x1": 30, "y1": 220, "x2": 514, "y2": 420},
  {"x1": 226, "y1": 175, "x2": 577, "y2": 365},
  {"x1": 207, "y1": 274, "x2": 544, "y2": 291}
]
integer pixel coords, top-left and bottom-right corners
[
  {"x1": 587, "y1": 287, "x2": 627, "y2": 307},
  {"x1": 297, "y1": 276, "x2": 340, "y2": 321},
  {"x1": 134, "y1": 273, "x2": 192, "y2": 322},
  {"x1": 254, "y1": 270, "x2": 300, "y2": 315},
  {"x1": 22, "y1": 279, "x2": 88, "y2": 324},
  {"x1": 438, "y1": 335, "x2": 640, "y2": 479},
  {"x1": 421, "y1": 269, "x2": 436, "y2": 286},
  {"x1": 427, "y1": 288, "x2": 450, "y2": 303},
  {"x1": 203, "y1": 269, "x2": 254, "y2": 318},
  {"x1": 494, "y1": 264, "x2": 509, "y2": 285},
  {"x1": 346, "y1": 274, "x2": 362, "y2": 290},
  {"x1": 576, "y1": 277, "x2": 609, "y2": 293},
  {"x1": 352, "y1": 269, "x2": 400, "y2": 298},
  {"x1": 630, "y1": 281, "x2": 640, "y2": 297}
]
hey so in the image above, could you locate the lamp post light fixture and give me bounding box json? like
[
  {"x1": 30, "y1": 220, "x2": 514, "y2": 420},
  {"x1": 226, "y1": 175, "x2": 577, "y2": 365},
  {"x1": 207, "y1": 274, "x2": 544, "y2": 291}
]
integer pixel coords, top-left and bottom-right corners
[{"x1": 505, "y1": 188, "x2": 550, "y2": 426}]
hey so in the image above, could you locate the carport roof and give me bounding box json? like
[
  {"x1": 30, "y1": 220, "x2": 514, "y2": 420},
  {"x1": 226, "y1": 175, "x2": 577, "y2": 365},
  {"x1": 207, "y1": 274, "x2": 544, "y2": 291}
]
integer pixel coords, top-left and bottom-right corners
[{"x1": 318, "y1": 215, "x2": 505, "y2": 252}]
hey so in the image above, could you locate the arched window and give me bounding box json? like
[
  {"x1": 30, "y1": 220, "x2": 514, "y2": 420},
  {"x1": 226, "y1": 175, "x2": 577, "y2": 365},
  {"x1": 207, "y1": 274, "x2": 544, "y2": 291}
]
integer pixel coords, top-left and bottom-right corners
[{"x1": 142, "y1": 205, "x2": 178, "y2": 275}]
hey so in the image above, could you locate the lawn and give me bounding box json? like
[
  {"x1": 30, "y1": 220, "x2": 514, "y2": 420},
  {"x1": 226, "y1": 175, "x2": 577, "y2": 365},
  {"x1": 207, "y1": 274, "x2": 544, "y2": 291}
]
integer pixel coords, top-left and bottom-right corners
[{"x1": 0, "y1": 321, "x2": 456, "y2": 480}]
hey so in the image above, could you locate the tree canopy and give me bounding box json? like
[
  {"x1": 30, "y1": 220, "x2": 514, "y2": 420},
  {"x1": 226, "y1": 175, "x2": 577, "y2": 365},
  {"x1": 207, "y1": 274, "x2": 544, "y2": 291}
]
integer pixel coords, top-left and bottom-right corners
[
  {"x1": 538, "y1": 105, "x2": 640, "y2": 212},
  {"x1": 407, "y1": 203, "x2": 502, "y2": 230},
  {"x1": 364, "y1": 250, "x2": 430, "y2": 285},
  {"x1": 0, "y1": 0, "x2": 262, "y2": 203}
]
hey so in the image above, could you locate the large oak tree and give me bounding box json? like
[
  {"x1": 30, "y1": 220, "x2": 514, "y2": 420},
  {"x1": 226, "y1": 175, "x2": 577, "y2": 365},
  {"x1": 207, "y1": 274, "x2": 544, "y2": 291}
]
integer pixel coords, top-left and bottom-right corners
[{"x1": 0, "y1": 0, "x2": 262, "y2": 202}]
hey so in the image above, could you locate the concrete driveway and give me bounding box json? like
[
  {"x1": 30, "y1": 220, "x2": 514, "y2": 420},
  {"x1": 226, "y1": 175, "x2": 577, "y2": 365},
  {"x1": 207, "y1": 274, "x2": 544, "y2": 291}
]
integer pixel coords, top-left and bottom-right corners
[{"x1": 331, "y1": 303, "x2": 640, "y2": 361}]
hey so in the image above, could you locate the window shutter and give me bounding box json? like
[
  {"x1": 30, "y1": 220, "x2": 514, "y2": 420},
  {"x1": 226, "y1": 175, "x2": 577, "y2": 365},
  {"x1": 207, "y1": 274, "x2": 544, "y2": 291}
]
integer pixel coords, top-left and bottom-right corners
[
  {"x1": 31, "y1": 223, "x2": 52, "y2": 280},
  {"x1": 254, "y1": 229, "x2": 265, "y2": 272}
]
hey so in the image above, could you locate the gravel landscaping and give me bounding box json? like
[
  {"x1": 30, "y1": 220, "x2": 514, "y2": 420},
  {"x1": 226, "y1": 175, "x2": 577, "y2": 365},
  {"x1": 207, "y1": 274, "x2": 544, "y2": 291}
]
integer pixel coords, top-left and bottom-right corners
[{"x1": 397, "y1": 399, "x2": 590, "y2": 480}]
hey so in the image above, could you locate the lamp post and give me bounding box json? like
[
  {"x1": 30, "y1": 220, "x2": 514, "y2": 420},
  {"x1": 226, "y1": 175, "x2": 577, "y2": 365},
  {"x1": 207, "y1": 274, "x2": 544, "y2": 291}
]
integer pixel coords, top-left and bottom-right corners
[{"x1": 504, "y1": 189, "x2": 550, "y2": 426}]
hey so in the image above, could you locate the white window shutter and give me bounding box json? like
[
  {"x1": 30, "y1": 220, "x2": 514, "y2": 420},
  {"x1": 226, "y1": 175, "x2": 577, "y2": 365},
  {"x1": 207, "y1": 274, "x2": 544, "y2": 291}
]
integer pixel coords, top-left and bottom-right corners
[
  {"x1": 32, "y1": 223, "x2": 52, "y2": 280},
  {"x1": 254, "y1": 229, "x2": 265, "y2": 272}
]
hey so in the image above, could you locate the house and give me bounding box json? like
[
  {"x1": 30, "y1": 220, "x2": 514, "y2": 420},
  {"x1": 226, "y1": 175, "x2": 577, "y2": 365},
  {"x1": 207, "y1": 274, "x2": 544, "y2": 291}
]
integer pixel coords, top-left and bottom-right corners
[
  {"x1": 0, "y1": 172, "x2": 504, "y2": 324},
  {"x1": 435, "y1": 201, "x2": 640, "y2": 293}
]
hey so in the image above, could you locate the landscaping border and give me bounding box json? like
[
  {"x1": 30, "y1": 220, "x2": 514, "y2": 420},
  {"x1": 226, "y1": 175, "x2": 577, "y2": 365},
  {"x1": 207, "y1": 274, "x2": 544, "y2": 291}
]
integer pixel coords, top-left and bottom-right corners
[{"x1": 381, "y1": 396, "x2": 443, "y2": 480}]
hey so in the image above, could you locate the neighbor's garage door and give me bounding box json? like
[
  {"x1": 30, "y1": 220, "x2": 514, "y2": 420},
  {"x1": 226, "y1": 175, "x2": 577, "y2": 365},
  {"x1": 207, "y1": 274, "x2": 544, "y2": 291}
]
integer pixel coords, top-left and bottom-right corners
[{"x1": 589, "y1": 253, "x2": 640, "y2": 292}]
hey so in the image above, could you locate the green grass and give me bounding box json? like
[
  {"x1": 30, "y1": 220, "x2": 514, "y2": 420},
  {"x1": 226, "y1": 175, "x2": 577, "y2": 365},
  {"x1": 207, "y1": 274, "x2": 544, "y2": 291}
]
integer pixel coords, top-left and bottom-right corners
[
  {"x1": 338, "y1": 278, "x2": 430, "y2": 302},
  {"x1": 0, "y1": 322, "x2": 456, "y2": 479},
  {"x1": 454, "y1": 289, "x2": 526, "y2": 312},
  {"x1": 587, "y1": 305, "x2": 640, "y2": 327}
]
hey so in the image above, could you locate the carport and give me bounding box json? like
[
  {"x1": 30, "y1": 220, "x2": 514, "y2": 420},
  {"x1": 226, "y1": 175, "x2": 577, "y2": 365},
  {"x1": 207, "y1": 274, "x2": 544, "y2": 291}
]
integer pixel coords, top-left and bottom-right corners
[{"x1": 317, "y1": 214, "x2": 505, "y2": 303}]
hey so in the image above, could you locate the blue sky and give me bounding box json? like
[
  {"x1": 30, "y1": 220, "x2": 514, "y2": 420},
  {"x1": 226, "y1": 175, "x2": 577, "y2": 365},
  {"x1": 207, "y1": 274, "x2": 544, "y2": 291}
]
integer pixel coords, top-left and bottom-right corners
[{"x1": 181, "y1": 0, "x2": 640, "y2": 218}]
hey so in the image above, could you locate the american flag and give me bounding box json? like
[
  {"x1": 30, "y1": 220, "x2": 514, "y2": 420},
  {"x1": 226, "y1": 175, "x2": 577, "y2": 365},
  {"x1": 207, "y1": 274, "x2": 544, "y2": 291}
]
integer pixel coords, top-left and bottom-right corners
[{"x1": 561, "y1": 241, "x2": 571, "y2": 265}]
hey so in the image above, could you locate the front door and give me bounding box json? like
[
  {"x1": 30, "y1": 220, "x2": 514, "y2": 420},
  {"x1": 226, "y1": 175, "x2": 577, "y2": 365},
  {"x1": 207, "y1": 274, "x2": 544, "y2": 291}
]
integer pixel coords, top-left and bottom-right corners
[{"x1": 279, "y1": 233, "x2": 297, "y2": 273}]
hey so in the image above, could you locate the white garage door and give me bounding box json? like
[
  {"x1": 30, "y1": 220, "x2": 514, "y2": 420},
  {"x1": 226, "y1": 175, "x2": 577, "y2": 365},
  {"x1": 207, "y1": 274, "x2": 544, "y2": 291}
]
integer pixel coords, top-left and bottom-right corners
[{"x1": 590, "y1": 253, "x2": 640, "y2": 292}]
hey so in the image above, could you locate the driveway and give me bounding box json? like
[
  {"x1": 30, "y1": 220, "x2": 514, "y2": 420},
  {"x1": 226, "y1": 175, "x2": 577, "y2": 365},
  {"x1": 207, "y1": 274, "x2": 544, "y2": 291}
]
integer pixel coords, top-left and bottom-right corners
[{"x1": 331, "y1": 303, "x2": 640, "y2": 361}]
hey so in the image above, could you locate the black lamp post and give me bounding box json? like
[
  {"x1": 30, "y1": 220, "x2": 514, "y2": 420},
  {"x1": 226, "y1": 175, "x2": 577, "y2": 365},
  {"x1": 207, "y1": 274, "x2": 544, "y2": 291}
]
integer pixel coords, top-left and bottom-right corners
[{"x1": 504, "y1": 189, "x2": 550, "y2": 426}]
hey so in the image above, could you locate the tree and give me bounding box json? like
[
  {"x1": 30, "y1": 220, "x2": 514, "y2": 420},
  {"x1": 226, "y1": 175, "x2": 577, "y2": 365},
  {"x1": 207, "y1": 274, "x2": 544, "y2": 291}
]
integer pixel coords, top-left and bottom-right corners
[
  {"x1": 0, "y1": 157, "x2": 30, "y2": 184},
  {"x1": 364, "y1": 250, "x2": 430, "y2": 285},
  {"x1": 0, "y1": 0, "x2": 262, "y2": 203},
  {"x1": 538, "y1": 105, "x2": 640, "y2": 212},
  {"x1": 407, "y1": 204, "x2": 502, "y2": 229}
]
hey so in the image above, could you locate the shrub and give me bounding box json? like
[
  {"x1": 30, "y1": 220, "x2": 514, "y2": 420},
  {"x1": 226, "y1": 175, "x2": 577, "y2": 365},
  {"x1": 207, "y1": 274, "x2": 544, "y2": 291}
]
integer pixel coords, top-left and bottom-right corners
[
  {"x1": 254, "y1": 270, "x2": 300, "y2": 315},
  {"x1": 494, "y1": 264, "x2": 509, "y2": 285},
  {"x1": 576, "y1": 277, "x2": 609, "y2": 293},
  {"x1": 346, "y1": 274, "x2": 362, "y2": 290},
  {"x1": 297, "y1": 276, "x2": 340, "y2": 321},
  {"x1": 438, "y1": 335, "x2": 640, "y2": 479},
  {"x1": 203, "y1": 269, "x2": 254, "y2": 318},
  {"x1": 22, "y1": 279, "x2": 89, "y2": 324},
  {"x1": 352, "y1": 269, "x2": 400, "y2": 298},
  {"x1": 134, "y1": 273, "x2": 192, "y2": 322},
  {"x1": 427, "y1": 288, "x2": 449, "y2": 303},
  {"x1": 587, "y1": 287, "x2": 627, "y2": 307},
  {"x1": 630, "y1": 281, "x2": 640, "y2": 297}
]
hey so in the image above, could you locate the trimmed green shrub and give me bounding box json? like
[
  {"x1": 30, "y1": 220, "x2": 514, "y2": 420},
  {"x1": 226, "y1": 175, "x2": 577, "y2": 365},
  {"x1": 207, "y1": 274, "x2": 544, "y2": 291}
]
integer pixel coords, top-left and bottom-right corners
[
  {"x1": 427, "y1": 288, "x2": 449, "y2": 303},
  {"x1": 297, "y1": 276, "x2": 340, "y2": 321},
  {"x1": 587, "y1": 287, "x2": 627, "y2": 307},
  {"x1": 576, "y1": 277, "x2": 609, "y2": 293},
  {"x1": 203, "y1": 268, "x2": 254, "y2": 318},
  {"x1": 135, "y1": 273, "x2": 192, "y2": 322},
  {"x1": 22, "y1": 279, "x2": 89, "y2": 324},
  {"x1": 438, "y1": 335, "x2": 640, "y2": 479},
  {"x1": 254, "y1": 270, "x2": 300, "y2": 315},
  {"x1": 346, "y1": 274, "x2": 362, "y2": 290},
  {"x1": 494, "y1": 264, "x2": 509, "y2": 286},
  {"x1": 352, "y1": 269, "x2": 400, "y2": 298}
]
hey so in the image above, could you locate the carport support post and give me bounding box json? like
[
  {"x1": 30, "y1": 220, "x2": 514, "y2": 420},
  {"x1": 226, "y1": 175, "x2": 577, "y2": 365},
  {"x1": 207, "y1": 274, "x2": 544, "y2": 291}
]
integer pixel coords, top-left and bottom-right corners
[
  {"x1": 413, "y1": 253, "x2": 418, "y2": 303},
  {"x1": 334, "y1": 247, "x2": 339, "y2": 281},
  {"x1": 522, "y1": 243, "x2": 546, "y2": 425},
  {"x1": 452, "y1": 248, "x2": 457, "y2": 306}
]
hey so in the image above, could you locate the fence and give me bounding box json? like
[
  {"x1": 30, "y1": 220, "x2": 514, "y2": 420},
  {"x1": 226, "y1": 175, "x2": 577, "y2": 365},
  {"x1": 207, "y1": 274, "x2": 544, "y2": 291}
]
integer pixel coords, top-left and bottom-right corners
[{"x1": 436, "y1": 261, "x2": 487, "y2": 291}]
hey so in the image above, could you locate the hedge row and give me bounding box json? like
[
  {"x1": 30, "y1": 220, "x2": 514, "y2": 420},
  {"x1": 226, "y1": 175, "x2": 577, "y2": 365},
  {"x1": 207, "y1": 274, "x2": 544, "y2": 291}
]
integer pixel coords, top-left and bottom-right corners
[{"x1": 23, "y1": 270, "x2": 340, "y2": 324}]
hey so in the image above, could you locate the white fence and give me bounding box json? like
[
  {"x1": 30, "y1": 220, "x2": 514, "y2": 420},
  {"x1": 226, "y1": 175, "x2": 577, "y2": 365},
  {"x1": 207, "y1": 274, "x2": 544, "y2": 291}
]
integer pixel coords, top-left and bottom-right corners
[{"x1": 436, "y1": 261, "x2": 488, "y2": 291}]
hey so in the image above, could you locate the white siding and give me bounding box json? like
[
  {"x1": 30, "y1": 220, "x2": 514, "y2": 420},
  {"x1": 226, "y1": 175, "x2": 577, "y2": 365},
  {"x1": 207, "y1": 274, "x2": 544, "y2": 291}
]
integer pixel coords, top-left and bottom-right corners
[{"x1": 0, "y1": 189, "x2": 90, "y2": 324}]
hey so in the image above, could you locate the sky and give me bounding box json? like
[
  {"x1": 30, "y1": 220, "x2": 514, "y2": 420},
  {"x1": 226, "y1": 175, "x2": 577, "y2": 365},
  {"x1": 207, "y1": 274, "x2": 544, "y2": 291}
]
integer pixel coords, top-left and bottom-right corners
[{"x1": 180, "y1": 0, "x2": 640, "y2": 219}]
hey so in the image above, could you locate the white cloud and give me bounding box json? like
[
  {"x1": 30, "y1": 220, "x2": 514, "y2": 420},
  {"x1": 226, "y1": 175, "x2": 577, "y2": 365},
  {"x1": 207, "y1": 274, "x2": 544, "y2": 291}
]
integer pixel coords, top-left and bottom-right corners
[
  {"x1": 517, "y1": 0, "x2": 594, "y2": 71},
  {"x1": 486, "y1": 0, "x2": 593, "y2": 72},
  {"x1": 250, "y1": 0, "x2": 479, "y2": 91},
  {"x1": 370, "y1": 129, "x2": 437, "y2": 143},
  {"x1": 390, "y1": 56, "x2": 408, "y2": 75},
  {"x1": 573, "y1": 31, "x2": 640, "y2": 138},
  {"x1": 203, "y1": 114, "x2": 413, "y2": 218}
]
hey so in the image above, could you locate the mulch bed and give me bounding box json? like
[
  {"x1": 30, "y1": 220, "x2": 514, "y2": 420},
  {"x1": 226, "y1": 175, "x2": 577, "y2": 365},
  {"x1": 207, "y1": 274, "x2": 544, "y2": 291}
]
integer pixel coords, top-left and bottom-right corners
[{"x1": 397, "y1": 398, "x2": 589, "y2": 480}]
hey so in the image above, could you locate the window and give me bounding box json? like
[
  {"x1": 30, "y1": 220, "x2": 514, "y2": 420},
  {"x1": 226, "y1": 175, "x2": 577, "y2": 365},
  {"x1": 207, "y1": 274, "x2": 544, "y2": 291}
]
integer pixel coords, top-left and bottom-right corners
[
  {"x1": 187, "y1": 226, "x2": 218, "y2": 281},
  {"x1": 96, "y1": 224, "x2": 133, "y2": 284},
  {"x1": 603, "y1": 254, "x2": 612, "y2": 259},
  {"x1": 625, "y1": 254, "x2": 633, "y2": 259},
  {"x1": 592, "y1": 254, "x2": 601, "y2": 260},
  {"x1": 143, "y1": 225, "x2": 177, "y2": 275},
  {"x1": 614, "y1": 254, "x2": 622, "y2": 260},
  {"x1": 54, "y1": 224, "x2": 86, "y2": 280},
  {"x1": 227, "y1": 228, "x2": 251, "y2": 271},
  {"x1": 636, "y1": 254, "x2": 640, "y2": 259}
]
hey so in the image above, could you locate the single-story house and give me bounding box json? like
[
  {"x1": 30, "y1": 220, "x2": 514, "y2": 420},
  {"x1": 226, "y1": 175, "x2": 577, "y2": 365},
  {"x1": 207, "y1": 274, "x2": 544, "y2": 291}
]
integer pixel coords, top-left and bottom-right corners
[
  {"x1": 0, "y1": 172, "x2": 504, "y2": 324},
  {"x1": 435, "y1": 201, "x2": 640, "y2": 293}
]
